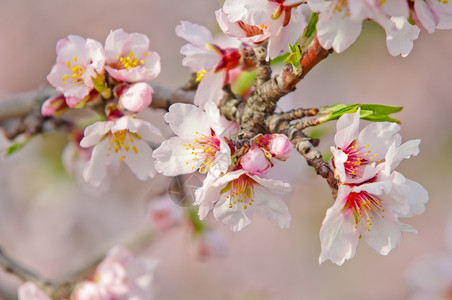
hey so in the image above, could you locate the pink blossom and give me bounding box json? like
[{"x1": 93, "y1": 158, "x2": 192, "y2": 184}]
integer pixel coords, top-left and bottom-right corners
[
  {"x1": 47, "y1": 35, "x2": 105, "y2": 106},
  {"x1": 176, "y1": 21, "x2": 243, "y2": 108},
  {"x1": 104, "y1": 29, "x2": 161, "y2": 83},
  {"x1": 259, "y1": 133, "x2": 292, "y2": 161},
  {"x1": 80, "y1": 114, "x2": 162, "y2": 187},
  {"x1": 331, "y1": 109, "x2": 401, "y2": 183},
  {"x1": 116, "y1": 82, "x2": 154, "y2": 113},
  {"x1": 153, "y1": 102, "x2": 236, "y2": 178},
  {"x1": 18, "y1": 282, "x2": 51, "y2": 300},
  {"x1": 308, "y1": 0, "x2": 419, "y2": 56},
  {"x1": 219, "y1": 0, "x2": 306, "y2": 58},
  {"x1": 41, "y1": 94, "x2": 69, "y2": 116},
  {"x1": 195, "y1": 169, "x2": 291, "y2": 231},
  {"x1": 320, "y1": 136, "x2": 428, "y2": 265},
  {"x1": 240, "y1": 144, "x2": 272, "y2": 175},
  {"x1": 73, "y1": 245, "x2": 158, "y2": 300},
  {"x1": 411, "y1": 0, "x2": 452, "y2": 33}
]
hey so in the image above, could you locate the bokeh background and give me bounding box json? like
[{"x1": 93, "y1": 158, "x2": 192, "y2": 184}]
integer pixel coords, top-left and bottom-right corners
[{"x1": 0, "y1": 1, "x2": 451, "y2": 299}]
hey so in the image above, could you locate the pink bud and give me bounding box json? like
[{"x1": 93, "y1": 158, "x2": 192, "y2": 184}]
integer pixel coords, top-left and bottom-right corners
[
  {"x1": 41, "y1": 94, "x2": 68, "y2": 116},
  {"x1": 240, "y1": 144, "x2": 272, "y2": 175},
  {"x1": 118, "y1": 82, "x2": 153, "y2": 113},
  {"x1": 261, "y1": 134, "x2": 292, "y2": 161}
]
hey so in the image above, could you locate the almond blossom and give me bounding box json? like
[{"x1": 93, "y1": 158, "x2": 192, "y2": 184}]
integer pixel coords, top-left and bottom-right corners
[
  {"x1": 47, "y1": 35, "x2": 105, "y2": 108},
  {"x1": 153, "y1": 102, "x2": 236, "y2": 178},
  {"x1": 104, "y1": 29, "x2": 161, "y2": 83},
  {"x1": 80, "y1": 113, "x2": 162, "y2": 187},
  {"x1": 308, "y1": 0, "x2": 420, "y2": 56},
  {"x1": 320, "y1": 128, "x2": 428, "y2": 265},
  {"x1": 330, "y1": 109, "x2": 401, "y2": 183},
  {"x1": 175, "y1": 21, "x2": 243, "y2": 108},
  {"x1": 195, "y1": 169, "x2": 291, "y2": 232},
  {"x1": 218, "y1": 0, "x2": 306, "y2": 58},
  {"x1": 72, "y1": 245, "x2": 158, "y2": 300},
  {"x1": 410, "y1": 0, "x2": 452, "y2": 33}
]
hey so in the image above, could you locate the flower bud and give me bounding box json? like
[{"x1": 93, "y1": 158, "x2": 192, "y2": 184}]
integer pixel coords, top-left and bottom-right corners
[
  {"x1": 261, "y1": 134, "x2": 292, "y2": 161},
  {"x1": 240, "y1": 144, "x2": 272, "y2": 175},
  {"x1": 118, "y1": 82, "x2": 153, "y2": 113},
  {"x1": 41, "y1": 94, "x2": 68, "y2": 116}
]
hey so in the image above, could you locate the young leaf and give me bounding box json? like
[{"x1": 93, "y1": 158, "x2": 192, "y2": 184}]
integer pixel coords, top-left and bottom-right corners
[
  {"x1": 319, "y1": 103, "x2": 403, "y2": 123},
  {"x1": 304, "y1": 12, "x2": 318, "y2": 39},
  {"x1": 284, "y1": 44, "x2": 302, "y2": 72}
]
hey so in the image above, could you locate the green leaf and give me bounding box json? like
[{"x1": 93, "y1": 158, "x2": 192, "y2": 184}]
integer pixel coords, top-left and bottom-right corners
[
  {"x1": 319, "y1": 103, "x2": 403, "y2": 123},
  {"x1": 230, "y1": 70, "x2": 256, "y2": 96},
  {"x1": 304, "y1": 12, "x2": 318, "y2": 39},
  {"x1": 270, "y1": 52, "x2": 290, "y2": 66},
  {"x1": 284, "y1": 44, "x2": 302, "y2": 72},
  {"x1": 6, "y1": 139, "x2": 28, "y2": 156}
]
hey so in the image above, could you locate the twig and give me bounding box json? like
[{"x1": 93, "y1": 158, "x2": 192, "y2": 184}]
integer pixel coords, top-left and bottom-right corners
[{"x1": 0, "y1": 85, "x2": 196, "y2": 122}]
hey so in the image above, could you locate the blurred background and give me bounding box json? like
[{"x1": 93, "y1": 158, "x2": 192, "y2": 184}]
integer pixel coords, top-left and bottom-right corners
[{"x1": 0, "y1": 0, "x2": 451, "y2": 299}]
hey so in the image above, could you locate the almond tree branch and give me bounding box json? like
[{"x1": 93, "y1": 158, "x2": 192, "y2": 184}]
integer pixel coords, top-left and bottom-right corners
[{"x1": 0, "y1": 85, "x2": 196, "y2": 123}]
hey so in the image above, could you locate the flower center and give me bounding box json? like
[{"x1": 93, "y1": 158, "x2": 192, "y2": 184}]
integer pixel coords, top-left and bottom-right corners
[
  {"x1": 237, "y1": 21, "x2": 267, "y2": 37},
  {"x1": 107, "y1": 130, "x2": 141, "y2": 161},
  {"x1": 327, "y1": 0, "x2": 351, "y2": 18},
  {"x1": 117, "y1": 50, "x2": 147, "y2": 70},
  {"x1": 223, "y1": 174, "x2": 255, "y2": 210},
  {"x1": 343, "y1": 191, "x2": 385, "y2": 231},
  {"x1": 183, "y1": 130, "x2": 221, "y2": 173},
  {"x1": 62, "y1": 56, "x2": 86, "y2": 85},
  {"x1": 342, "y1": 140, "x2": 380, "y2": 178}
]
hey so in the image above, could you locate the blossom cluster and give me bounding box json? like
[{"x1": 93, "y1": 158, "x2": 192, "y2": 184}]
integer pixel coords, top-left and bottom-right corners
[
  {"x1": 308, "y1": 0, "x2": 452, "y2": 56},
  {"x1": 319, "y1": 110, "x2": 428, "y2": 265},
  {"x1": 198, "y1": 0, "x2": 452, "y2": 61},
  {"x1": 18, "y1": 246, "x2": 157, "y2": 300},
  {"x1": 152, "y1": 102, "x2": 293, "y2": 231},
  {"x1": 44, "y1": 29, "x2": 163, "y2": 187}
]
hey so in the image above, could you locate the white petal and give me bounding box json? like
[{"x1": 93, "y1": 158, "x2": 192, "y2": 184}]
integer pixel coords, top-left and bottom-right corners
[
  {"x1": 267, "y1": 8, "x2": 306, "y2": 58},
  {"x1": 319, "y1": 187, "x2": 359, "y2": 265},
  {"x1": 82, "y1": 139, "x2": 113, "y2": 187},
  {"x1": 211, "y1": 137, "x2": 232, "y2": 177},
  {"x1": 213, "y1": 193, "x2": 253, "y2": 231},
  {"x1": 176, "y1": 21, "x2": 214, "y2": 45},
  {"x1": 180, "y1": 44, "x2": 220, "y2": 71},
  {"x1": 164, "y1": 103, "x2": 211, "y2": 139},
  {"x1": 252, "y1": 185, "x2": 291, "y2": 229},
  {"x1": 194, "y1": 71, "x2": 226, "y2": 109},
  {"x1": 334, "y1": 110, "x2": 360, "y2": 149},
  {"x1": 222, "y1": 0, "x2": 275, "y2": 24},
  {"x1": 330, "y1": 147, "x2": 348, "y2": 183},
  {"x1": 385, "y1": 139, "x2": 420, "y2": 173},
  {"x1": 249, "y1": 174, "x2": 292, "y2": 194},
  {"x1": 361, "y1": 211, "x2": 401, "y2": 255},
  {"x1": 357, "y1": 121, "x2": 401, "y2": 158},
  {"x1": 80, "y1": 121, "x2": 113, "y2": 148},
  {"x1": 153, "y1": 137, "x2": 203, "y2": 176},
  {"x1": 123, "y1": 140, "x2": 155, "y2": 180},
  {"x1": 316, "y1": 9, "x2": 363, "y2": 53}
]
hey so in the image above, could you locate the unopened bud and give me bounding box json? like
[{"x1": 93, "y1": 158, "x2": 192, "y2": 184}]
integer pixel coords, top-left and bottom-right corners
[
  {"x1": 240, "y1": 144, "x2": 272, "y2": 175},
  {"x1": 118, "y1": 82, "x2": 154, "y2": 113}
]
